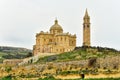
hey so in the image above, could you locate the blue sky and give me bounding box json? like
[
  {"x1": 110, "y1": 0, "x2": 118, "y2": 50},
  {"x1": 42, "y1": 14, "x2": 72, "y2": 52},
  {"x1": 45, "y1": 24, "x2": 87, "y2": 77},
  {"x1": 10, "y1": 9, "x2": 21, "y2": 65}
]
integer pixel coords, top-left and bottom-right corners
[{"x1": 0, "y1": 0, "x2": 120, "y2": 50}]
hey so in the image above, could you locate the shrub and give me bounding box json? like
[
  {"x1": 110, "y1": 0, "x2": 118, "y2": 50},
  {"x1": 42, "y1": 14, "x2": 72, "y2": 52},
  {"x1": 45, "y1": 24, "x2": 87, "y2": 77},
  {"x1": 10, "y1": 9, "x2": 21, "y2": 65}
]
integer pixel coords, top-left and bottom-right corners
[
  {"x1": 5, "y1": 66, "x2": 12, "y2": 73},
  {"x1": 1, "y1": 75, "x2": 12, "y2": 80},
  {"x1": 46, "y1": 56, "x2": 57, "y2": 62}
]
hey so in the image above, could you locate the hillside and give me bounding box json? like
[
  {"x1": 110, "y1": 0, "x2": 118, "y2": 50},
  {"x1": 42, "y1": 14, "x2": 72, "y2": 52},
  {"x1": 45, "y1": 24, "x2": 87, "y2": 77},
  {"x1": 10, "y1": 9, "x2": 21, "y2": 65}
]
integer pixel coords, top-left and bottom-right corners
[
  {"x1": 3, "y1": 46, "x2": 119, "y2": 80},
  {"x1": 0, "y1": 46, "x2": 32, "y2": 62},
  {"x1": 0, "y1": 46, "x2": 120, "y2": 80},
  {"x1": 36, "y1": 46, "x2": 120, "y2": 63}
]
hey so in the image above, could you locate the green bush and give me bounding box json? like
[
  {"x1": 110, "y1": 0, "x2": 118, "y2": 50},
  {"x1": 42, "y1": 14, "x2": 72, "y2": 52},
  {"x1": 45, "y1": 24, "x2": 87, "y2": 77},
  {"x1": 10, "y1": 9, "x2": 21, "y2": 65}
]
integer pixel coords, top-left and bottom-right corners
[
  {"x1": 1, "y1": 75, "x2": 12, "y2": 80},
  {"x1": 5, "y1": 66, "x2": 12, "y2": 73}
]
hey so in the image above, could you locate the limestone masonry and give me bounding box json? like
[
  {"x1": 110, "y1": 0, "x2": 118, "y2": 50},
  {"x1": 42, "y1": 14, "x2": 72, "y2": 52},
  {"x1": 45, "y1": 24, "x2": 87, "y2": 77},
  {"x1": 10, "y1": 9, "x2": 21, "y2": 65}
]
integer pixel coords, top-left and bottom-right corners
[
  {"x1": 83, "y1": 9, "x2": 91, "y2": 47},
  {"x1": 33, "y1": 19, "x2": 76, "y2": 55},
  {"x1": 33, "y1": 9, "x2": 91, "y2": 55}
]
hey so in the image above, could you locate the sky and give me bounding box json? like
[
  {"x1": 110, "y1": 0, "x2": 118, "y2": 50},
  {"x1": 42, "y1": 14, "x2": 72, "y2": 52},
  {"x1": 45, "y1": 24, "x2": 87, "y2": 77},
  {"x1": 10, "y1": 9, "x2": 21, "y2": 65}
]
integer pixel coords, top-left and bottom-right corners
[{"x1": 0, "y1": 0, "x2": 120, "y2": 50}]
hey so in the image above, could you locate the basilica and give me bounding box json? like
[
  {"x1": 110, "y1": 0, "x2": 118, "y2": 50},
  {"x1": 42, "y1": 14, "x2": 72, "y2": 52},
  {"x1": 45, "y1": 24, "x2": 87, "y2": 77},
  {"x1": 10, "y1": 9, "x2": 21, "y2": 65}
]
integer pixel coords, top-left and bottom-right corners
[
  {"x1": 33, "y1": 19, "x2": 76, "y2": 55},
  {"x1": 33, "y1": 9, "x2": 91, "y2": 55}
]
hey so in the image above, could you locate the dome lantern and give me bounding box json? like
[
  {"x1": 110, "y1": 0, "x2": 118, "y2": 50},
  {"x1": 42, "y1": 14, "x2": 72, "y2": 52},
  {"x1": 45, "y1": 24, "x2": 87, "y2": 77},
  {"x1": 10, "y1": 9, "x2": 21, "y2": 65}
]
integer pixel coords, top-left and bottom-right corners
[{"x1": 50, "y1": 19, "x2": 63, "y2": 34}]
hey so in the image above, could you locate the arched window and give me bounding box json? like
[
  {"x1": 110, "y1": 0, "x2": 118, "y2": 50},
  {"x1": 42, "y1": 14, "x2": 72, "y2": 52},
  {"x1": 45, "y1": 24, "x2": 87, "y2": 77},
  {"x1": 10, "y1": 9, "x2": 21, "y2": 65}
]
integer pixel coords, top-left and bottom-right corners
[
  {"x1": 61, "y1": 37, "x2": 62, "y2": 41},
  {"x1": 65, "y1": 37, "x2": 66, "y2": 41},
  {"x1": 44, "y1": 39, "x2": 46, "y2": 41},
  {"x1": 84, "y1": 25, "x2": 85, "y2": 28},
  {"x1": 49, "y1": 39, "x2": 52, "y2": 42},
  {"x1": 72, "y1": 41, "x2": 74, "y2": 44}
]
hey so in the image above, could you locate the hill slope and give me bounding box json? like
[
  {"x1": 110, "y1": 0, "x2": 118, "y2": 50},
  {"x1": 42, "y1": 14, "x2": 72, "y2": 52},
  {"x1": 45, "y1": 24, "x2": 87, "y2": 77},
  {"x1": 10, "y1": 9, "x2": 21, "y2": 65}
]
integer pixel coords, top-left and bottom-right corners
[
  {"x1": 0, "y1": 46, "x2": 119, "y2": 79},
  {"x1": 36, "y1": 46, "x2": 120, "y2": 63},
  {"x1": 0, "y1": 46, "x2": 32, "y2": 62},
  {"x1": 10, "y1": 46, "x2": 120, "y2": 79}
]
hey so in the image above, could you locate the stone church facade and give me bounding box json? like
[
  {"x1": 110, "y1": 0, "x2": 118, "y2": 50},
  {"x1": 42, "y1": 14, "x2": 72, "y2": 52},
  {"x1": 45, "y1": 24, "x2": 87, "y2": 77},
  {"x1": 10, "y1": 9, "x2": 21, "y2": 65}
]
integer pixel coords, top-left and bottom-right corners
[
  {"x1": 33, "y1": 9, "x2": 91, "y2": 55},
  {"x1": 33, "y1": 19, "x2": 76, "y2": 55}
]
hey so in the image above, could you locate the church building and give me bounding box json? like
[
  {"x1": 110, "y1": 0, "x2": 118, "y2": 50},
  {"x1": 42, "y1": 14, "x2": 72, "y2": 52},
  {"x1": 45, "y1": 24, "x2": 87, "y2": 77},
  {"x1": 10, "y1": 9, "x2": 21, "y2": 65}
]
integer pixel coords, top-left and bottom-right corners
[
  {"x1": 33, "y1": 9, "x2": 91, "y2": 55},
  {"x1": 33, "y1": 19, "x2": 76, "y2": 55}
]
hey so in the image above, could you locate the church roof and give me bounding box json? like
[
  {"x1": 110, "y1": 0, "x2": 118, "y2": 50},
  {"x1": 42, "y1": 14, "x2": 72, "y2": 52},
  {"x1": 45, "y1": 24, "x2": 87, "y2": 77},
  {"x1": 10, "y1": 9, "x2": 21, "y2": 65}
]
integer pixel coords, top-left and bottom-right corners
[
  {"x1": 55, "y1": 33, "x2": 76, "y2": 37},
  {"x1": 50, "y1": 19, "x2": 63, "y2": 31}
]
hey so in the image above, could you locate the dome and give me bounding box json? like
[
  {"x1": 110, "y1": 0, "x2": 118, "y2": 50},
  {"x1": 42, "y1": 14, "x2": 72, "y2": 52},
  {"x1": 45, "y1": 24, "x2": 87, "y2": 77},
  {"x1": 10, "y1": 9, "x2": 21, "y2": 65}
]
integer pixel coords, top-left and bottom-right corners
[{"x1": 50, "y1": 20, "x2": 63, "y2": 31}]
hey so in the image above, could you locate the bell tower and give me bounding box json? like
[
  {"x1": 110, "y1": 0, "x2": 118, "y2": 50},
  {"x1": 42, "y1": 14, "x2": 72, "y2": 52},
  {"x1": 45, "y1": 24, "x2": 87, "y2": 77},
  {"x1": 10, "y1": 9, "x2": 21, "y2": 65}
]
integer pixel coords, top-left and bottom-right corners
[{"x1": 83, "y1": 9, "x2": 91, "y2": 47}]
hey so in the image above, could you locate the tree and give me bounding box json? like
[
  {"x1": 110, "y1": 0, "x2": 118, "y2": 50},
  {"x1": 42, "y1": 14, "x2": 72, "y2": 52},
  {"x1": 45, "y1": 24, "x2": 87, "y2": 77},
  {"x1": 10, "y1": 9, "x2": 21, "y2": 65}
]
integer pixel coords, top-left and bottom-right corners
[
  {"x1": 5, "y1": 66, "x2": 12, "y2": 73},
  {"x1": 26, "y1": 52, "x2": 33, "y2": 57}
]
